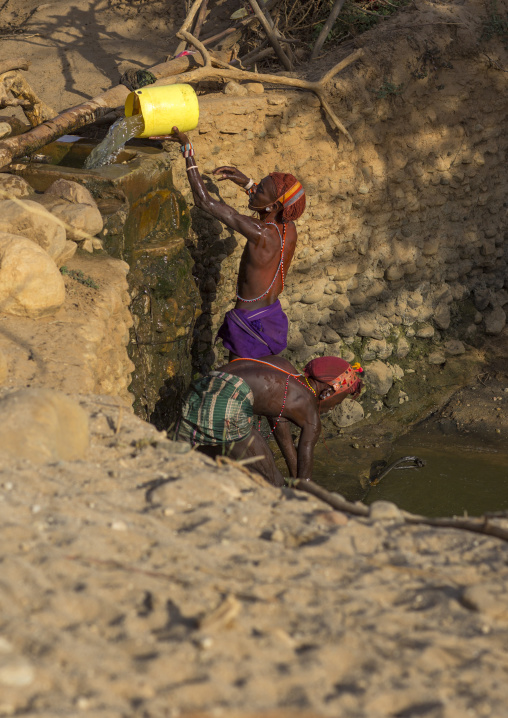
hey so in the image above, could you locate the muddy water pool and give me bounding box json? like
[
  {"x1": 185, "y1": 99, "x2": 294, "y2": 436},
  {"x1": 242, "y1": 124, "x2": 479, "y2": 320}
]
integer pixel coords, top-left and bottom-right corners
[{"x1": 274, "y1": 425, "x2": 508, "y2": 518}]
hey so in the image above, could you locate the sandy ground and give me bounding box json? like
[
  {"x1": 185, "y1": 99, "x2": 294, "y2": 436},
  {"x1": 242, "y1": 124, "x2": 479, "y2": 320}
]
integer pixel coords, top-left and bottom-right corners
[{"x1": 2, "y1": 395, "x2": 508, "y2": 718}]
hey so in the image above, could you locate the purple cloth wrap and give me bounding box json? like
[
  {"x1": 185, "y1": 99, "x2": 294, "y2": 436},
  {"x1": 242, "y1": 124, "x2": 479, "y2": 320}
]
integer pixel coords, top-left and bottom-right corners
[{"x1": 217, "y1": 300, "x2": 288, "y2": 358}]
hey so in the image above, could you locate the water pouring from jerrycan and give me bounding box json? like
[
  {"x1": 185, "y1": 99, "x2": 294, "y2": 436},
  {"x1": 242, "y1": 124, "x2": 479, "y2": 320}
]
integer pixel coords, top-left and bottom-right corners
[{"x1": 84, "y1": 83, "x2": 199, "y2": 169}]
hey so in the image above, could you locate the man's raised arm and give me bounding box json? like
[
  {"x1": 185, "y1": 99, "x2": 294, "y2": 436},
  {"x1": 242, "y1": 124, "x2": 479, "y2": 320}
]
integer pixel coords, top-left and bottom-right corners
[{"x1": 155, "y1": 127, "x2": 266, "y2": 243}]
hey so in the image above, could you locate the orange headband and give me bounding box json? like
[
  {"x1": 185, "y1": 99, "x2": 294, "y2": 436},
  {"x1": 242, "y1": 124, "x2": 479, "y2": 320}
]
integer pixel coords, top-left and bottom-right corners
[{"x1": 277, "y1": 181, "x2": 304, "y2": 208}]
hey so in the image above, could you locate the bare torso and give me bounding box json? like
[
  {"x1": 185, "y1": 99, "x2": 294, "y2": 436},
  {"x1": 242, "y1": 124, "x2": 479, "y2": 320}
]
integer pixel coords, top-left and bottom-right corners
[{"x1": 235, "y1": 220, "x2": 297, "y2": 311}]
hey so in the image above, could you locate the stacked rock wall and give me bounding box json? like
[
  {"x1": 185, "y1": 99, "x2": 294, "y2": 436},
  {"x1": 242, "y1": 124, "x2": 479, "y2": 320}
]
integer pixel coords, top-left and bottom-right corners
[{"x1": 170, "y1": 18, "x2": 507, "y2": 384}]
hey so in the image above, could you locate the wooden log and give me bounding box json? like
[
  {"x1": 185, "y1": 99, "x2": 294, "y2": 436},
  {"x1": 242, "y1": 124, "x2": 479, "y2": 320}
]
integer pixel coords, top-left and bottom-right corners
[{"x1": 0, "y1": 58, "x2": 30, "y2": 74}]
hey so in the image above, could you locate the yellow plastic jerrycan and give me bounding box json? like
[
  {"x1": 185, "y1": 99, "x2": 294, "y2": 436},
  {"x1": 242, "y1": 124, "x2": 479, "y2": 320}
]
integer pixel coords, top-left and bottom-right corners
[{"x1": 124, "y1": 83, "x2": 199, "y2": 138}]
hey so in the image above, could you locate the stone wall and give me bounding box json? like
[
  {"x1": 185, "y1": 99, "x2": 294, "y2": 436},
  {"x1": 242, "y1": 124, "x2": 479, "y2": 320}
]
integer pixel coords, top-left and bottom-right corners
[{"x1": 170, "y1": 17, "x2": 507, "y2": 397}]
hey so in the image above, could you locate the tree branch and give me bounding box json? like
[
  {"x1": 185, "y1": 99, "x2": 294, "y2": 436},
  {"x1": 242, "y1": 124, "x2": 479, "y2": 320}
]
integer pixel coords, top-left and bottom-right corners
[
  {"x1": 310, "y1": 0, "x2": 347, "y2": 61},
  {"x1": 290, "y1": 479, "x2": 508, "y2": 543},
  {"x1": 248, "y1": 0, "x2": 293, "y2": 71}
]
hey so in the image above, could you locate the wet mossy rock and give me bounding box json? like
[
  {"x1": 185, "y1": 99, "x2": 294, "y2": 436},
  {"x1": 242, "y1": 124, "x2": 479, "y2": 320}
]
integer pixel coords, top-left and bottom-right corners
[{"x1": 12, "y1": 140, "x2": 200, "y2": 425}]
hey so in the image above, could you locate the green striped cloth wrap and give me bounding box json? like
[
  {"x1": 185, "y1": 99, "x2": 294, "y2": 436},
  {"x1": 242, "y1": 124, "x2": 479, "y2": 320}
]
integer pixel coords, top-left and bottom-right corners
[{"x1": 176, "y1": 371, "x2": 254, "y2": 446}]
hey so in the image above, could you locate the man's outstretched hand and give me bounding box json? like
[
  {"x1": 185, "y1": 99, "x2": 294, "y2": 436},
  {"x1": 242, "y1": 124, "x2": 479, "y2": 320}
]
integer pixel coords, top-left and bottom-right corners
[
  {"x1": 149, "y1": 126, "x2": 189, "y2": 145},
  {"x1": 213, "y1": 165, "x2": 250, "y2": 188}
]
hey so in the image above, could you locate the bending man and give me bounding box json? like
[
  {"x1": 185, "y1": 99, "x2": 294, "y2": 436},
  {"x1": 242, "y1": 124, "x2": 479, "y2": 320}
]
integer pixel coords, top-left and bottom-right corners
[
  {"x1": 157, "y1": 127, "x2": 306, "y2": 359},
  {"x1": 174, "y1": 355, "x2": 363, "y2": 486}
]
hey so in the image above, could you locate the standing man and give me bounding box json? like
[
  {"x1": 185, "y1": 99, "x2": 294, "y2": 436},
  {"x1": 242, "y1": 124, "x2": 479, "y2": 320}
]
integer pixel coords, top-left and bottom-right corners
[
  {"x1": 174, "y1": 355, "x2": 363, "y2": 486},
  {"x1": 157, "y1": 127, "x2": 306, "y2": 359}
]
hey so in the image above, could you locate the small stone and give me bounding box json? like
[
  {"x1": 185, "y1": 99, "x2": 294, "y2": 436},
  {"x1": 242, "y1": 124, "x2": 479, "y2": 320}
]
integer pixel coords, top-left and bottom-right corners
[
  {"x1": 244, "y1": 82, "x2": 264, "y2": 94},
  {"x1": 485, "y1": 306, "x2": 506, "y2": 336},
  {"x1": 0, "y1": 389, "x2": 89, "y2": 463},
  {"x1": 369, "y1": 500, "x2": 403, "y2": 521},
  {"x1": 0, "y1": 660, "x2": 35, "y2": 687},
  {"x1": 111, "y1": 520, "x2": 127, "y2": 531},
  {"x1": 0, "y1": 122, "x2": 11, "y2": 139},
  {"x1": 196, "y1": 636, "x2": 213, "y2": 650},
  {"x1": 461, "y1": 585, "x2": 507, "y2": 618},
  {"x1": 224, "y1": 81, "x2": 248, "y2": 96},
  {"x1": 0, "y1": 638, "x2": 13, "y2": 654},
  {"x1": 80, "y1": 238, "x2": 94, "y2": 253},
  {"x1": 396, "y1": 337, "x2": 410, "y2": 358},
  {"x1": 365, "y1": 360, "x2": 394, "y2": 396},
  {"x1": 433, "y1": 303, "x2": 451, "y2": 330},
  {"x1": 270, "y1": 528, "x2": 284, "y2": 542},
  {"x1": 54, "y1": 240, "x2": 77, "y2": 267},
  {"x1": 330, "y1": 397, "x2": 364, "y2": 427},
  {"x1": 314, "y1": 511, "x2": 348, "y2": 526},
  {"x1": 428, "y1": 351, "x2": 446, "y2": 365},
  {"x1": 416, "y1": 324, "x2": 434, "y2": 339}
]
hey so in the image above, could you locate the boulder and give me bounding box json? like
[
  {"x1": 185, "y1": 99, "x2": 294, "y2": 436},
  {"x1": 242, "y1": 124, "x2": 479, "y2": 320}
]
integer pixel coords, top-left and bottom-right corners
[
  {"x1": 0, "y1": 389, "x2": 89, "y2": 464},
  {"x1": 0, "y1": 199, "x2": 66, "y2": 259},
  {"x1": 44, "y1": 178, "x2": 97, "y2": 207},
  {"x1": 365, "y1": 360, "x2": 393, "y2": 396},
  {"x1": 0, "y1": 173, "x2": 32, "y2": 199},
  {"x1": 0, "y1": 232, "x2": 65, "y2": 318},
  {"x1": 45, "y1": 202, "x2": 103, "y2": 242},
  {"x1": 357, "y1": 315, "x2": 383, "y2": 340},
  {"x1": 320, "y1": 326, "x2": 341, "y2": 344}
]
